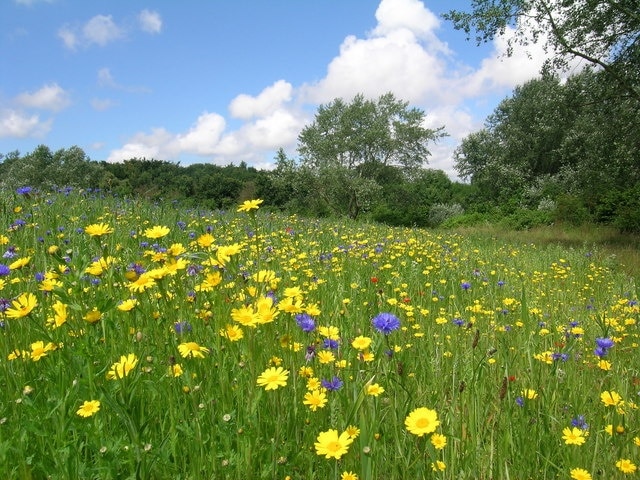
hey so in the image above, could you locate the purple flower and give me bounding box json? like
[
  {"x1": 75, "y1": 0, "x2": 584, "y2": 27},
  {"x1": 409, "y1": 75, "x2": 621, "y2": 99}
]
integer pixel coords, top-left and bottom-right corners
[
  {"x1": 461, "y1": 282, "x2": 472, "y2": 291},
  {"x1": 571, "y1": 415, "x2": 588, "y2": 430},
  {"x1": 295, "y1": 313, "x2": 316, "y2": 333},
  {"x1": 321, "y1": 376, "x2": 343, "y2": 391},
  {"x1": 594, "y1": 337, "x2": 614, "y2": 357},
  {"x1": 452, "y1": 317, "x2": 465, "y2": 327},
  {"x1": 595, "y1": 337, "x2": 614, "y2": 350},
  {"x1": 174, "y1": 321, "x2": 192, "y2": 334},
  {"x1": 371, "y1": 312, "x2": 400, "y2": 335},
  {"x1": 16, "y1": 186, "x2": 32, "y2": 196},
  {"x1": 515, "y1": 396, "x2": 524, "y2": 407},
  {"x1": 323, "y1": 338, "x2": 339, "y2": 349},
  {"x1": 0, "y1": 264, "x2": 10, "y2": 276}
]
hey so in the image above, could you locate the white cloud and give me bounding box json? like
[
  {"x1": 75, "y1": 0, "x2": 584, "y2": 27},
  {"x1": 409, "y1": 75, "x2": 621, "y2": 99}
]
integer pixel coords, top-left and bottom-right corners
[
  {"x1": 97, "y1": 67, "x2": 150, "y2": 93},
  {"x1": 91, "y1": 98, "x2": 117, "y2": 111},
  {"x1": 106, "y1": 0, "x2": 559, "y2": 176},
  {"x1": 83, "y1": 14, "x2": 123, "y2": 46},
  {"x1": 139, "y1": 9, "x2": 162, "y2": 34},
  {"x1": 0, "y1": 109, "x2": 51, "y2": 138},
  {"x1": 107, "y1": 80, "x2": 304, "y2": 165},
  {"x1": 16, "y1": 83, "x2": 71, "y2": 112},
  {"x1": 176, "y1": 113, "x2": 226, "y2": 155},
  {"x1": 229, "y1": 80, "x2": 293, "y2": 120},
  {"x1": 57, "y1": 26, "x2": 78, "y2": 50}
]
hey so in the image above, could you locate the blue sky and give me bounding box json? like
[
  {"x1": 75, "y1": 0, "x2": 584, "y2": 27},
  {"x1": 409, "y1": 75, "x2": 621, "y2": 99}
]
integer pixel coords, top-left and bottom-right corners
[{"x1": 1, "y1": 0, "x2": 552, "y2": 178}]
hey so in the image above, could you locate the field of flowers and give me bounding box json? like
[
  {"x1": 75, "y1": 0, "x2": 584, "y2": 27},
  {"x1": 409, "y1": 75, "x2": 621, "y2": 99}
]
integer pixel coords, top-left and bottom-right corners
[{"x1": 0, "y1": 188, "x2": 638, "y2": 479}]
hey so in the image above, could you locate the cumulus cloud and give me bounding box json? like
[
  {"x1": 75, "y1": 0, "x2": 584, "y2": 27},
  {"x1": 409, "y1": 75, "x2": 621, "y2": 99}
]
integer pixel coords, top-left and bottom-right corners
[
  {"x1": 91, "y1": 98, "x2": 117, "y2": 111},
  {"x1": 139, "y1": 9, "x2": 162, "y2": 34},
  {"x1": 59, "y1": 10, "x2": 161, "y2": 51},
  {"x1": 83, "y1": 14, "x2": 123, "y2": 46},
  {"x1": 0, "y1": 109, "x2": 51, "y2": 138},
  {"x1": 97, "y1": 67, "x2": 150, "y2": 93},
  {"x1": 107, "y1": 80, "x2": 303, "y2": 164},
  {"x1": 107, "y1": 0, "x2": 558, "y2": 174},
  {"x1": 15, "y1": 83, "x2": 71, "y2": 112},
  {"x1": 229, "y1": 80, "x2": 293, "y2": 120}
]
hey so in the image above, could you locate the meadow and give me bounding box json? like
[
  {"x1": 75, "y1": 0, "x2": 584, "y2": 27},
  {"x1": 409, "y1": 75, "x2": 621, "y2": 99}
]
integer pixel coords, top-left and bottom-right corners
[{"x1": 0, "y1": 188, "x2": 638, "y2": 480}]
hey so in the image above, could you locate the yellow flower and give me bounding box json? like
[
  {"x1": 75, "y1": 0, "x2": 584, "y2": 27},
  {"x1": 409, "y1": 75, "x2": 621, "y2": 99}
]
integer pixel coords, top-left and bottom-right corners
[
  {"x1": 219, "y1": 324, "x2": 244, "y2": 342},
  {"x1": 317, "y1": 350, "x2": 335, "y2": 364},
  {"x1": 562, "y1": 427, "x2": 587, "y2": 446},
  {"x1": 431, "y1": 461, "x2": 446, "y2": 471},
  {"x1": 9, "y1": 256, "x2": 31, "y2": 270},
  {"x1": 177, "y1": 342, "x2": 210, "y2": 359},
  {"x1": 341, "y1": 472, "x2": 358, "y2": 480},
  {"x1": 318, "y1": 325, "x2": 340, "y2": 340},
  {"x1": 128, "y1": 273, "x2": 156, "y2": 293},
  {"x1": 168, "y1": 364, "x2": 183, "y2": 377},
  {"x1": 84, "y1": 223, "x2": 113, "y2": 236},
  {"x1": 616, "y1": 459, "x2": 637, "y2": 474},
  {"x1": 117, "y1": 299, "x2": 138, "y2": 312},
  {"x1": 405, "y1": 407, "x2": 440, "y2": 437},
  {"x1": 196, "y1": 233, "x2": 215, "y2": 248},
  {"x1": 83, "y1": 308, "x2": 102, "y2": 324},
  {"x1": 366, "y1": 383, "x2": 385, "y2": 396},
  {"x1": 47, "y1": 300, "x2": 68, "y2": 328},
  {"x1": 107, "y1": 354, "x2": 138, "y2": 379},
  {"x1": 256, "y1": 366, "x2": 289, "y2": 391},
  {"x1": 231, "y1": 305, "x2": 259, "y2": 328},
  {"x1": 314, "y1": 429, "x2": 353, "y2": 459},
  {"x1": 597, "y1": 359, "x2": 612, "y2": 371},
  {"x1": 303, "y1": 389, "x2": 328, "y2": 411},
  {"x1": 521, "y1": 389, "x2": 538, "y2": 400},
  {"x1": 77, "y1": 400, "x2": 101, "y2": 417},
  {"x1": 430, "y1": 432, "x2": 447, "y2": 450},
  {"x1": 351, "y1": 335, "x2": 372, "y2": 350},
  {"x1": 345, "y1": 425, "x2": 360, "y2": 439},
  {"x1": 601, "y1": 390, "x2": 623, "y2": 407},
  {"x1": 30, "y1": 340, "x2": 55, "y2": 361},
  {"x1": 5, "y1": 292, "x2": 38, "y2": 319},
  {"x1": 569, "y1": 468, "x2": 592, "y2": 480},
  {"x1": 144, "y1": 225, "x2": 171, "y2": 239},
  {"x1": 237, "y1": 198, "x2": 263, "y2": 212}
]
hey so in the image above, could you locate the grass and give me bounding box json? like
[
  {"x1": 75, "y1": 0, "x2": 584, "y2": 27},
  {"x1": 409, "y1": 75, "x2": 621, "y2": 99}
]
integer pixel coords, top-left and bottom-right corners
[{"x1": 0, "y1": 188, "x2": 638, "y2": 479}]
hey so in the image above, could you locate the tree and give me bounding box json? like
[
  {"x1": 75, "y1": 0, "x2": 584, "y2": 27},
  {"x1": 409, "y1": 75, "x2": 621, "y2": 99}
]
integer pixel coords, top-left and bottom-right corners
[
  {"x1": 297, "y1": 92, "x2": 445, "y2": 219},
  {"x1": 445, "y1": 0, "x2": 640, "y2": 102}
]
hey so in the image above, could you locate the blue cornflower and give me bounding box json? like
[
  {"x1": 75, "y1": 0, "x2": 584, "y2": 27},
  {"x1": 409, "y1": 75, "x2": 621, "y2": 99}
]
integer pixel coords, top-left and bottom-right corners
[
  {"x1": 323, "y1": 338, "x2": 339, "y2": 349},
  {"x1": 321, "y1": 376, "x2": 343, "y2": 391},
  {"x1": 16, "y1": 186, "x2": 32, "y2": 195},
  {"x1": 174, "y1": 321, "x2": 192, "y2": 334},
  {"x1": 295, "y1": 313, "x2": 316, "y2": 333},
  {"x1": 452, "y1": 317, "x2": 465, "y2": 327},
  {"x1": 461, "y1": 282, "x2": 472, "y2": 290},
  {"x1": 594, "y1": 337, "x2": 614, "y2": 357},
  {"x1": 0, "y1": 264, "x2": 10, "y2": 276},
  {"x1": 595, "y1": 337, "x2": 614, "y2": 349},
  {"x1": 497, "y1": 280, "x2": 505, "y2": 287},
  {"x1": 571, "y1": 415, "x2": 589, "y2": 430},
  {"x1": 551, "y1": 352, "x2": 569, "y2": 362},
  {"x1": 371, "y1": 312, "x2": 400, "y2": 335},
  {"x1": 515, "y1": 397, "x2": 524, "y2": 407}
]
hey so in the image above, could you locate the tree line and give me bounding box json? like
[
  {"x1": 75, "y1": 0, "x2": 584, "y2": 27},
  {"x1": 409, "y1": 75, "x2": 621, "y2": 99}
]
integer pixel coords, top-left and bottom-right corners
[{"x1": 1, "y1": 0, "x2": 637, "y2": 231}]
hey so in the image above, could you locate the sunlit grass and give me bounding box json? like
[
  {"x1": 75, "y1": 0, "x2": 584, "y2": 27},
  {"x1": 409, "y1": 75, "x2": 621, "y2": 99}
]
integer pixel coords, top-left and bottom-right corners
[{"x1": 0, "y1": 188, "x2": 638, "y2": 479}]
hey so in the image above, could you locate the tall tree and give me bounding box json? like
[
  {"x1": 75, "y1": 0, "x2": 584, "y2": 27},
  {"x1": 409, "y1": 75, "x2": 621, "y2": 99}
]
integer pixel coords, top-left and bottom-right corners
[
  {"x1": 297, "y1": 92, "x2": 445, "y2": 219},
  {"x1": 445, "y1": 0, "x2": 640, "y2": 102}
]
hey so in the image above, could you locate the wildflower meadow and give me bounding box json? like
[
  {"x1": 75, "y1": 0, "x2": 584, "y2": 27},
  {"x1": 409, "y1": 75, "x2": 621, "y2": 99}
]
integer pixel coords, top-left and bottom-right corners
[{"x1": 1, "y1": 188, "x2": 639, "y2": 479}]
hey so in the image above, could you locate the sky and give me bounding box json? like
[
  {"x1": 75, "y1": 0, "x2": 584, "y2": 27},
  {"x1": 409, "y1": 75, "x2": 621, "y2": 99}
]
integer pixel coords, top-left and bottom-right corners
[{"x1": 0, "y1": 0, "x2": 556, "y2": 179}]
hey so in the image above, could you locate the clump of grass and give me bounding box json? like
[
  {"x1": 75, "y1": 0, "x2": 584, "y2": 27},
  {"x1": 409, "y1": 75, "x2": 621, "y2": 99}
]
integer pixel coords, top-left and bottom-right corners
[{"x1": 0, "y1": 188, "x2": 638, "y2": 479}]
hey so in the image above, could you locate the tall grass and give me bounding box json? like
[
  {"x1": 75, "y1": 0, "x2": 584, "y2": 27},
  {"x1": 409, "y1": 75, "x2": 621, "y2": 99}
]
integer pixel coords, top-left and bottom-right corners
[{"x1": 0, "y1": 188, "x2": 638, "y2": 479}]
